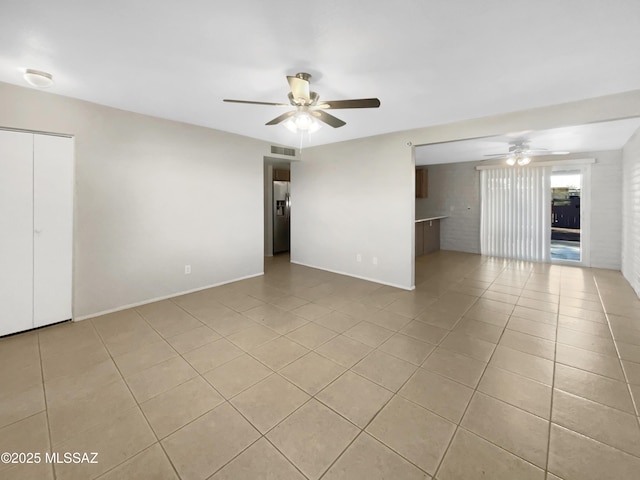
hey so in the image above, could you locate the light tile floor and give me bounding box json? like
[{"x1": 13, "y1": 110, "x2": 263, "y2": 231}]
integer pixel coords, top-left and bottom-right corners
[{"x1": 2, "y1": 251, "x2": 640, "y2": 479}]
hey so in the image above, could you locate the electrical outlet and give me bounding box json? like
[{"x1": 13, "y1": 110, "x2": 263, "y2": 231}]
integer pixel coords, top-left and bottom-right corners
[
  {"x1": 184, "y1": 265, "x2": 191, "y2": 275},
  {"x1": 372, "y1": 257, "x2": 378, "y2": 265},
  {"x1": 356, "y1": 253, "x2": 362, "y2": 263}
]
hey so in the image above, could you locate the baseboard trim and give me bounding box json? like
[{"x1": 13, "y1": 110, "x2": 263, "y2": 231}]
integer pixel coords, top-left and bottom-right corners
[
  {"x1": 74, "y1": 272, "x2": 265, "y2": 321},
  {"x1": 290, "y1": 260, "x2": 414, "y2": 291}
]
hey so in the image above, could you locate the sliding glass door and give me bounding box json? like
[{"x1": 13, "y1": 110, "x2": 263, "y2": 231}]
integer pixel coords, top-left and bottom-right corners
[
  {"x1": 550, "y1": 167, "x2": 590, "y2": 266},
  {"x1": 479, "y1": 164, "x2": 590, "y2": 266}
]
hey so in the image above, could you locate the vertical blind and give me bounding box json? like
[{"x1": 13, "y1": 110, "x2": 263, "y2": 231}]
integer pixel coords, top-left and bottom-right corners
[{"x1": 480, "y1": 166, "x2": 552, "y2": 262}]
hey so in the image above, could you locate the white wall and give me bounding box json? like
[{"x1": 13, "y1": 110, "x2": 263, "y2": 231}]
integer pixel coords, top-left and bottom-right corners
[
  {"x1": 291, "y1": 136, "x2": 415, "y2": 289},
  {"x1": 622, "y1": 127, "x2": 640, "y2": 297},
  {"x1": 0, "y1": 82, "x2": 269, "y2": 319},
  {"x1": 414, "y1": 151, "x2": 623, "y2": 269}
]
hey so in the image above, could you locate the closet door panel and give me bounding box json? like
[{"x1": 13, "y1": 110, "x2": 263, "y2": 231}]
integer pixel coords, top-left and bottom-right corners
[
  {"x1": 33, "y1": 134, "x2": 73, "y2": 327},
  {"x1": 0, "y1": 131, "x2": 34, "y2": 336}
]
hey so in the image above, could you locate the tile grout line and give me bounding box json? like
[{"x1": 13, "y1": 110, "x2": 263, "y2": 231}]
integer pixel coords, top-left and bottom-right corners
[
  {"x1": 36, "y1": 331, "x2": 57, "y2": 480},
  {"x1": 315, "y1": 430, "x2": 367, "y2": 480},
  {"x1": 592, "y1": 276, "x2": 640, "y2": 426},
  {"x1": 542, "y1": 269, "x2": 563, "y2": 478}
]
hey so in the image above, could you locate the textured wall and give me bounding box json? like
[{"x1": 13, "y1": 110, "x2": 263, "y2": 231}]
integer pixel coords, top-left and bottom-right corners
[
  {"x1": 622, "y1": 128, "x2": 640, "y2": 297},
  {"x1": 590, "y1": 151, "x2": 623, "y2": 269}
]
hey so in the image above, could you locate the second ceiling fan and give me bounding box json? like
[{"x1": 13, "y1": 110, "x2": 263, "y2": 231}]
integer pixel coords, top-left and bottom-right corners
[
  {"x1": 223, "y1": 72, "x2": 380, "y2": 131},
  {"x1": 485, "y1": 141, "x2": 569, "y2": 166}
]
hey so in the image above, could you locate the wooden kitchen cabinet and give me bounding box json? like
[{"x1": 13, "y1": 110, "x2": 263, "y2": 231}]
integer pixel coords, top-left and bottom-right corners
[
  {"x1": 423, "y1": 219, "x2": 440, "y2": 254},
  {"x1": 273, "y1": 169, "x2": 290, "y2": 181},
  {"x1": 415, "y1": 219, "x2": 441, "y2": 256},
  {"x1": 415, "y1": 168, "x2": 428, "y2": 198}
]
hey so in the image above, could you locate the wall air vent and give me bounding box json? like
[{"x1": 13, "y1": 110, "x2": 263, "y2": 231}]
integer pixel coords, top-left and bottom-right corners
[{"x1": 271, "y1": 146, "x2": 296, "y2": 157}]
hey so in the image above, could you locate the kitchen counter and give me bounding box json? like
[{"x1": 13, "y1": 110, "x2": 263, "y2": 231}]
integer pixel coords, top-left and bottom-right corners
[
  {"x1": 416, "y1": 215, "x2": 448, "y2": 223},
  {"x1": 415, "y1": 216, "x2": 446, "y2": 256}
]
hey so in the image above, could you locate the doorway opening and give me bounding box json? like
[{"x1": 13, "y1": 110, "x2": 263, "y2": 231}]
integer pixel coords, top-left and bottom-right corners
[
  {"x1": 272, "y1": 169, "x2": 291, "y2": 255},
  {"x1": 550, "y1": 169, "x2": 584, "y2": 263},
  {"x1": 263, "y1": 158, "x2": 292, "y2": 259}
]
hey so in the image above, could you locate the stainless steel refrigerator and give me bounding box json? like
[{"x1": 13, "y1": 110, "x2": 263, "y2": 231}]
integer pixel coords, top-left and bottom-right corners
[{"x1": 273, "y1": 181, "x2": 291, "y2": 254}]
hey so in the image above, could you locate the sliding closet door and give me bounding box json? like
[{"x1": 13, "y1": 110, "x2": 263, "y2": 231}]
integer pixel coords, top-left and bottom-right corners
[
  {"x1": 33, "y1": 134, "x2": 73, "y2": 327},
  {"x1": 0, "y1": 131, "x2": 34, "y2": 336}
]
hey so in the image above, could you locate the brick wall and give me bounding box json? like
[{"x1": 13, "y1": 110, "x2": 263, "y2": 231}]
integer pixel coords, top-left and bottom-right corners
[{"x1": 622, "y1": 129, "x2": 640, "y2": 297}]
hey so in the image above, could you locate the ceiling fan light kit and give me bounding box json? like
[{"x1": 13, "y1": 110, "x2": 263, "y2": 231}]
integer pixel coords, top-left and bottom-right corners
[
  {"x1": 484, "y1": 142, "x2": 569, "y2": 166},
  {"x1": 505, "y1": 155, "x2": 531, "y2": 166},
  {"x1": 283, "y1": 109, "x2": 322, "y2": 133},
  {"x1": 23, "y1": 68, "x2": 54, "y2": 88},
  {"x1": 223, "y1": 72, "x2": 380, "y2": 133}
]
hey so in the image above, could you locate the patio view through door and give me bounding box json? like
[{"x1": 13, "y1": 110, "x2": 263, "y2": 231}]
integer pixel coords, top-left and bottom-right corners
[
  {"x1": 551, "y1": 171, "x2": 582, "y2": 262},
  {"x1": 550, "y1": 169, "x2": 586, "y2": 264}
]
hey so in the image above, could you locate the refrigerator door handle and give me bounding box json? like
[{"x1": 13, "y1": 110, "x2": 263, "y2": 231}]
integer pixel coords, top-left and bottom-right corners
[{"x1": 285, "y1": 193, "x2": 291, "y2": 220}]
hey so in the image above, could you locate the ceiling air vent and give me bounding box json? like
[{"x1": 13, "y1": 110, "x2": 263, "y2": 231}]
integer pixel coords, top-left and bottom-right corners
[{"x1": 271, "y1": 146, "x2": 296, "y2": 157}]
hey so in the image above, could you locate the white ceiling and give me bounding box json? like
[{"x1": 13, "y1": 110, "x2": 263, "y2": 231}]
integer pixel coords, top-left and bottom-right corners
[
  {"x1": 1, "y1": 1, "x2": 640, "y2": 148},
  {"x1": 415, "y1": 117, "x2": 640, "y2": 165}
]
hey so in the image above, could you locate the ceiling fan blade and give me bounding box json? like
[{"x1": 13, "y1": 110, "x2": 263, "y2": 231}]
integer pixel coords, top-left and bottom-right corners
[
  {"x1": 312, "y1": 110, "x2": 346, "y2": 128},
  {"x1": 525, "y1": 151, "x2": 570, "y2": 157},
  {"x1": 484, "y1": 153, "x2": 509, "y2": 157},
  {"x1": 522, "y1": 149, "x2": 567, "y2": 154},
  {"x1": 265, "y1": 111, "x2": 296, "y2": 126},
  {"x1": 317, "y1": 98, "x2": 381, "y2": 109},
  {"x1": 524, "y1": 148, "x2": 568, "y2": 155},
  {"x1": 223, "y1": 99, "x2": 289, "y2": 107},
  {"x1": 287, "y1": 76, "x2": 311, "y2": 104}
]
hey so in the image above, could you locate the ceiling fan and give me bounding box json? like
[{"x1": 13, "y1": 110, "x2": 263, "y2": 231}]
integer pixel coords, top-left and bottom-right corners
[
  {"x1": 223, "y1": 72, "x2": 380, "y2": 132},
  {"x1": 485, "y1": 141, "x2": 569, "y2": 166}
]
